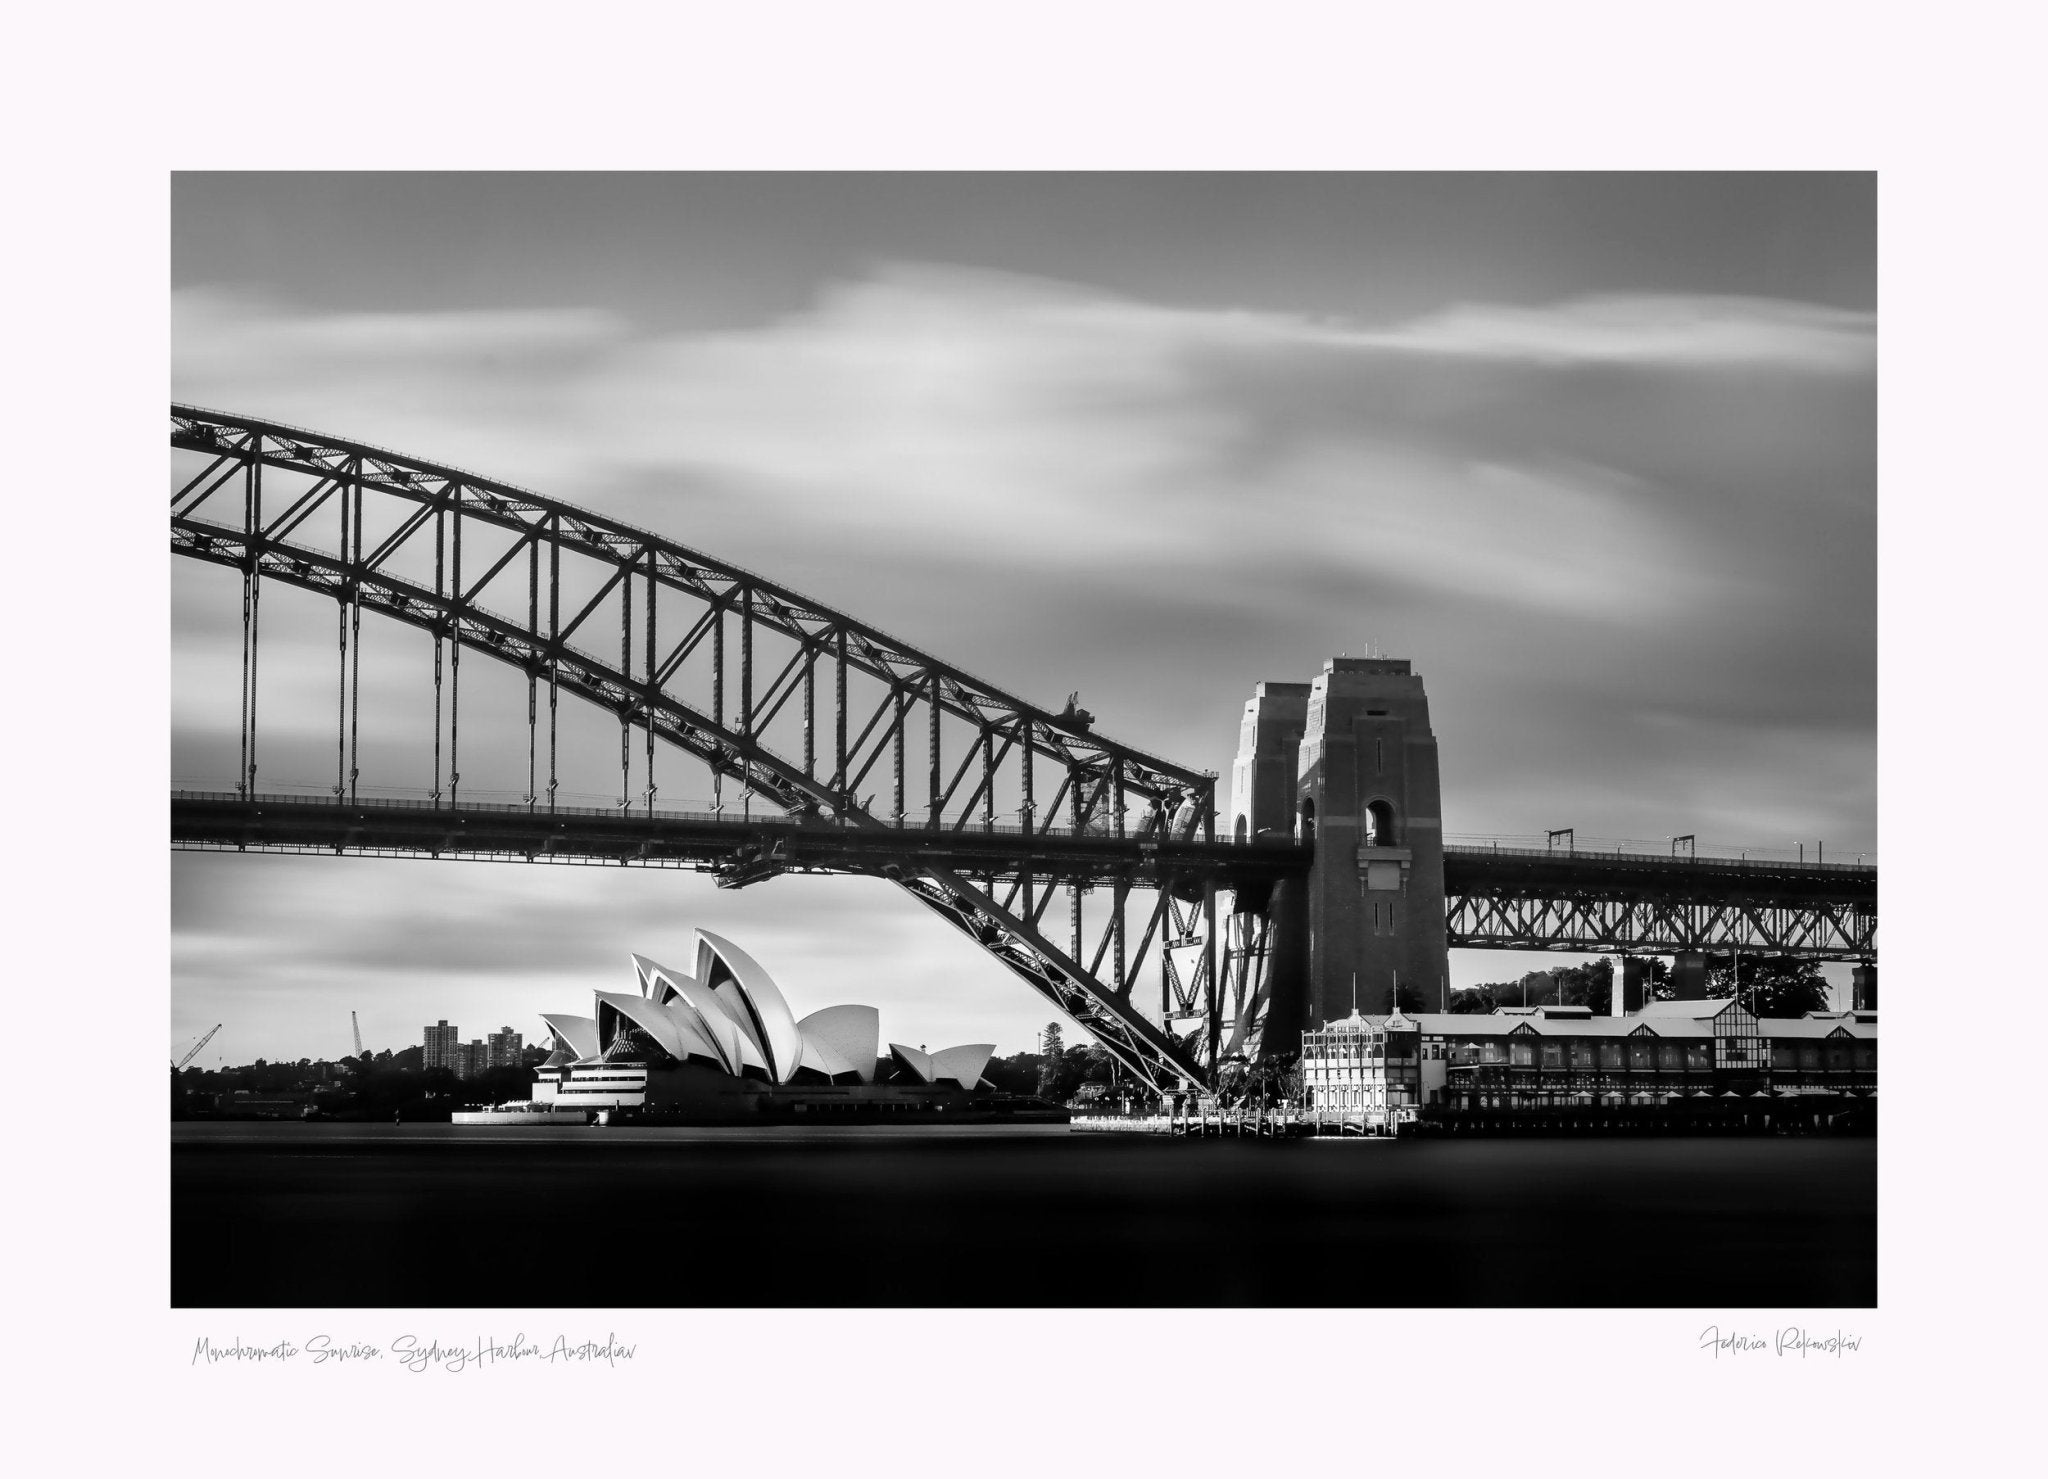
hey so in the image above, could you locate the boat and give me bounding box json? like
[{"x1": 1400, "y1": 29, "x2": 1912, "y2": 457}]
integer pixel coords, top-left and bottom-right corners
[{"x1": 449, "y1": 1102, "x2": 594, "y2": 1126}]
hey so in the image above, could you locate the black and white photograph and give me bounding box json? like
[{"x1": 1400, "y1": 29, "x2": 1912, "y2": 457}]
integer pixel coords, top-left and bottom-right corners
[
  {"x1": 168, "y1": 171, "x2": 1879, "y2": 1308},
  {"x1": 19, "y1": 13, "x2": 2045, "y2": 1466}
]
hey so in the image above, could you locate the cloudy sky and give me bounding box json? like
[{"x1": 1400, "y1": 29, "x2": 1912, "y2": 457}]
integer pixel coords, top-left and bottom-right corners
[{"x1": 171, "y1": 173, "x2": 1875, "y2": 1066}]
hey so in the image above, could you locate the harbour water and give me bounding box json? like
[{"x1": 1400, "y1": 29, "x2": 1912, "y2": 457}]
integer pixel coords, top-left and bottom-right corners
[{"x1": 172, "y1": 1122, "x2": 1875, "y2": 1307}]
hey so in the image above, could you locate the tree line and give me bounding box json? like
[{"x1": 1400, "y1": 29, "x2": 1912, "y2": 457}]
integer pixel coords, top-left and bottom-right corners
[
  {"x1": 173, "y1": 1044, "x2": 551, "y2": 1121},
  {"x1": 1446, "y1": 956, "x2": 1831, "y2": 1017}
]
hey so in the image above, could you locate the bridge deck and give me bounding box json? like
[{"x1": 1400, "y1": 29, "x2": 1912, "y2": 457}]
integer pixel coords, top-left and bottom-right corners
[
  {"x1": 1443, "y1": 845, "x2": 1876, "y2": 902},
  {"x1": 171, "y1": 792, "x2": 1313, "y2": 888},
  {"x1": 1442, "y1": 845, "x2": 1875, "y2": 959}
]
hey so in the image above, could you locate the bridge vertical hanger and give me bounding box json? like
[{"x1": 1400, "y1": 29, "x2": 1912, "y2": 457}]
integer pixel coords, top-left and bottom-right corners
[
  {"x1": 926, "y1": 672, "x2": 941, "y2": 829},
  {"x1": 1020, "y1": 722, "x2": 1035, "y2": 836},
  {"x1": 711, "y1": 600, "x2": 724, "y2": 814},
  {"x1": 982, "y1": 729, "x2": 995, "y2": 832},
  {"x1": 802, "y1": 633, "x2": 816, "y2": 780},
  {"x1": 347, "y1": 476, "x2": 363, "y2": 805},
  {"x1": 711, "y1": 598, "x2": 724, "y2": 730},
  {"x1": 892, "y1": 685, "x2": 906, "y2": 826},
  {"x1": 833, "y1": 630, "x2": 848, "y2": 808},
  {"x1": 1070, "y1": 878, "x2": 1084, "y2": 969},
  {"x1": 526, "y1": 533, "x2": 539, "y2": 810},
  {"x1": 547, "y1": 520, "x2": 560, "y2": 813},
  {"x1": 742, "y1": 607, "x2": 757, "y2": 814},
  {"x1": 449, "y1": 492, "x2": 462, "y2": 808},
  {"x1": 645, "y1": 549, "x2": 658, "y2": 814},
  {"x1": 618, "y1": 551, "x2": 632, "y2": 811},
  {"x1": 431, "y1": 503, "x2": 444, "y2": 808},
  {"x1": 335, "y1": 467, "x2": 351, "y2": 800},
  {"x1": 740, "y1": 587, "x2": 753, "y2": 740},
  {"x1": 1203, "y1": 879, "x2": 1220, "y2": 1078},
  {"x1": 239, "y1": 454, "x2": 261, "y2": 798},
  {"x1": 1111, "y1": 879, "x2": 1128, "y2": 990}
]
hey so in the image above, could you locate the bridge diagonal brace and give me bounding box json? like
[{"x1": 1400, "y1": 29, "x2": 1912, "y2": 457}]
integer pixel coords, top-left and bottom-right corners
[{"x1": 889, "y1": 864, "x2": 1207, "y2": 1092}]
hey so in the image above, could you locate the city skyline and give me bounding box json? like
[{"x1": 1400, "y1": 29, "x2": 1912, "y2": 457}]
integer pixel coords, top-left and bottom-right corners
[{"x1": 171, "y1": 173, "x2": 1875, "y2": 1065}]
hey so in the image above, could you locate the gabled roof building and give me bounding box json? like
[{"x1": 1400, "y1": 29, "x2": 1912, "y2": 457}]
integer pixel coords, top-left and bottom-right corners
[{"x1": 1300, "y1": 995, "x2": 1875, "y2": 1129}]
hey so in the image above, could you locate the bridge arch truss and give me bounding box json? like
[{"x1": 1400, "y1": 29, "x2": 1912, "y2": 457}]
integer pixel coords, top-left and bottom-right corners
[{"x1": 171, "y1": 405, "x2": 1233, "y2": 1090}]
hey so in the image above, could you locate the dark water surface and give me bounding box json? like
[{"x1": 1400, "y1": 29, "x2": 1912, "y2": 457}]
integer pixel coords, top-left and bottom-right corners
[{"x1": 172, "y1": 1123, "x2": 1875, "y2": 1307}]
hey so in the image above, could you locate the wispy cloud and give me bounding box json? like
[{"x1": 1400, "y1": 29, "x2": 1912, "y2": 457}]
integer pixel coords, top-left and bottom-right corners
[
  {"x1": 181, "y1": 268, "x2": 1827, "y2": 614},
  {"x1": 1318, "y1": 294, "x2": 1875, "y2": 371}
]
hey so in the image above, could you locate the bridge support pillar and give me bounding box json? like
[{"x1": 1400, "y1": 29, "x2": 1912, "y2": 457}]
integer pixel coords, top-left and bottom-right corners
[
  {"x1": 1852, "y1": 963, "x2": 1877, "y2": 1011},
  {"x1": 1257, "y1": 876, "x2": 1311, "y2": 1059},
  {"x1": 1613, "y1": 956, "x2": 1647, "y2": 1015},
  {"x1": 1671, "y1": 950, "x2": 1708, "y2": 1000},
  {"x1": 1228, "y1": 657, "x2": 1447, "y2": 1031}
]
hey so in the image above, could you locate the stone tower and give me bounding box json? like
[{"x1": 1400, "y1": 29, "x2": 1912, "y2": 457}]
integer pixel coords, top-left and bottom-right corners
[{"x1": 1229, "y1": 657, "x2": 1449, "y2": 1041}]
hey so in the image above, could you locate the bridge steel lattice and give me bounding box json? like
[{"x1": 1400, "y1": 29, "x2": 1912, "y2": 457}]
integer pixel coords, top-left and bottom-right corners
[
  {"x1": 1443, "y1": 847, "x2": 1876, "y2": 961},
  {"x1": 170, "y1": 405, "x2": 1271, "y2": 1091}
]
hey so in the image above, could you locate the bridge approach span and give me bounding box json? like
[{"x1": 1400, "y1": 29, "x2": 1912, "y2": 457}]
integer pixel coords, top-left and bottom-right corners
[{"x1": 1444, "y1": 845, "x2": 1876, "y2": 959}]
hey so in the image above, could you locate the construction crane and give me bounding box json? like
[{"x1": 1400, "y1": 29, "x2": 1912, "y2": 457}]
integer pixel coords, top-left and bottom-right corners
[
  {"x1": 351, "y1": 1011, "x2": 364, "y2": 1058},
  {"x1": 175, "y1": 1024, "x2": 221, "y2": 1071}
]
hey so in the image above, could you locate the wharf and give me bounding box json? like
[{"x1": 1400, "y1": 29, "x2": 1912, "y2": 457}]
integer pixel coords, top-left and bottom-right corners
[{"x1": 1071, "y1": 1108, "x2": 1401, "y2": 1138}]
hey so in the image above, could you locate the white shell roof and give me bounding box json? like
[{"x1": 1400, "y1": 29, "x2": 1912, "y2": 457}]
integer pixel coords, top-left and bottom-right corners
[
  {"x1": 632, "y1": 953, "x2": 696, "y2": 1006},
  {"x1": 797, "y1": 1036, "x2": 856, "y2": 1080},
  {"x1": 930, "y1": 1044, "x2": 995, "y2": 1090},
  {"x1": 595, "y1": 992, "x2": 689, "y2": 1063},
  {"x1": 664, "y1": 971, "x2": 754, "y2": 1077},
  {"x1": 539, "y1": 1013, "x2": 600, "y2": 1063},
  {"x1": 696, "y1": 929, "x2": 805, "y2": 1085},
  {"x1": 712, "y1": 980, "x2": 772, "y2": 1066},
  {"x1": 798, "y1": 1005, "x2": 880, "y2": 1084}
]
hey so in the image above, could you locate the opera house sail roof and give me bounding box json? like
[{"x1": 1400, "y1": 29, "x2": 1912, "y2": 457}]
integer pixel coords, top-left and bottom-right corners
[{"x1": 538, "y1": 929, "x2": 995, "y2": 1093}]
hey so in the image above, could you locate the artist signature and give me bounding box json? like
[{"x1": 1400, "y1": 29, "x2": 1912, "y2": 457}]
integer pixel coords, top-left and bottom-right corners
[{"x1": 1699, "y1": 1325, "x2": 1863, "y2": 1357}]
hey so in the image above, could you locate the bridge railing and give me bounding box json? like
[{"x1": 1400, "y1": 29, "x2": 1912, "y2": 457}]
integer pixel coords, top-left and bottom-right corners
[
  {"x1": 1444, "y1": 834, "x2": 1876, "y2": 871},
  {"x1": 171, "y1": 785, "x2": 1279, "y2": 847}
]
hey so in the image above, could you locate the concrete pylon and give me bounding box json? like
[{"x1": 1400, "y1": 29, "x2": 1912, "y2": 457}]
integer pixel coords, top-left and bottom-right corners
[
  {"x1": 1228, "y1": 657, "x2": 1448, "y2": 1031},
  {"x1": 1851, "y1": 963, "x2": 1877, "y2": 1011},
  {"x1": 1671, "y1": 951, "x2": 1708, "y2": 1000}
]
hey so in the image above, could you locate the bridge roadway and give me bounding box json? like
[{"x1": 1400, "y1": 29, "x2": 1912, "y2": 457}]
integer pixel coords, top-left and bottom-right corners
[
  {"x1": 170, "y1": 791, "x2": 1312, "y2": 891},
  {"x1": 1441, "y1": 844, "x2": 1877, "y2": 960},
  {"x1": 172, "y1": 793, "x2": 1874, "y2": 959}
]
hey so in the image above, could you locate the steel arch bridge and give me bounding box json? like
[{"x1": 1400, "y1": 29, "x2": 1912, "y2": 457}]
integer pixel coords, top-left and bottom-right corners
[
  {"x1": 171, "y1": 405, "x2": 1876, "y2": 1086},
  {"x1": 170, "y1": 404, "x2": 1302, "y2": 1091}
]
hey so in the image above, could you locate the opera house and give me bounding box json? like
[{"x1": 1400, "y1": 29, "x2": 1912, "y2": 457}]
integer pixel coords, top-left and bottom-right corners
[{"x1": 529, "y1": 929, "x2": 1003, "y2": 1122}]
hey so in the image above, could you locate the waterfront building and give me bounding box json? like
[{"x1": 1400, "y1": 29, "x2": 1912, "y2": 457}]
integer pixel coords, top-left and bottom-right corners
[
  {"x1": 1299, "y1": 1007, "x2": 1427, "y2": 1121},
  {"x1": 527, "y1": 929, "x2": 1002, "y2": 1121},
  {"x1": 1299, "y1": 997, "x2": 1875, "y2": 1127},
  {"x1": 423, "y1": 1020, "x2": 459, "y2": 1071}
]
